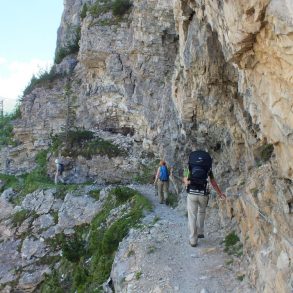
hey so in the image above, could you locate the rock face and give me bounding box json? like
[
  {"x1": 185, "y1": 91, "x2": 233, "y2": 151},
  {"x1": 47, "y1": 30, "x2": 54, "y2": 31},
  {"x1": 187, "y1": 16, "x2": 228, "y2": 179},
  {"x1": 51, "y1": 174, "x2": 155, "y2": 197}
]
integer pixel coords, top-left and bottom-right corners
[
  {"x1": 0, "y1": 0, "x2": 292, "y2": 292},
  {"x1": 0, "y1": 186, "x2": 108, "y2": 291}
]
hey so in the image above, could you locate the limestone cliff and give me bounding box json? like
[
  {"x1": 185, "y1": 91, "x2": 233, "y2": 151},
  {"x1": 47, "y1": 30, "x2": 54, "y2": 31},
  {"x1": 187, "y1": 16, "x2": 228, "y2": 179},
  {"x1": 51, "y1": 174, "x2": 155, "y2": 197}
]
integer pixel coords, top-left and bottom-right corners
[{"x1": 0, "y1": 0, "x2": 292, "y2": 292}]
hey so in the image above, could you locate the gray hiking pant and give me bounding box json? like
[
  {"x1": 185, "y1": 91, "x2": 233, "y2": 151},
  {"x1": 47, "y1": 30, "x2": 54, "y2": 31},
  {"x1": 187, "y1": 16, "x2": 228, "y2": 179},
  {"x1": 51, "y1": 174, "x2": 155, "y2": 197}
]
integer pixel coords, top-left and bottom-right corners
[
  {"x1": 54, "y1": 171, "x2": 64, "y2": 184},
  {"x1": 157, "y1": 180, "x2": 169, "y2": 203},
  {"x1": 187, "y1": 192, "x2": 208, "y2": 245}
]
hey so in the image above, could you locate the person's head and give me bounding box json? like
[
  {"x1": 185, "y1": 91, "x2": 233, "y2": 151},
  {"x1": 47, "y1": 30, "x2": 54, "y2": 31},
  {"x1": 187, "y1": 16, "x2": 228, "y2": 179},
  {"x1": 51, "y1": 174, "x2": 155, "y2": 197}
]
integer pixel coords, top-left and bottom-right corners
[
  {"x1": 55, "y1": 159, "x2": 60, "y2": 164},
  {"x1": 159, "y1": 160, "x2": 166, "y2": 166}
]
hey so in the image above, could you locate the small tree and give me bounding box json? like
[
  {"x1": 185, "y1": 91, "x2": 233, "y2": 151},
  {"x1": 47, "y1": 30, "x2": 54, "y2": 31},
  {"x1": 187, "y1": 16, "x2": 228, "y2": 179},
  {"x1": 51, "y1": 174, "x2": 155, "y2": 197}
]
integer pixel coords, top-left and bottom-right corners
[
  {"x1": 112, "y1": 0, "x2": 132, "y2": 16},
  {"x1": 80, "y1": 3, "x2": 88, "y2": 20}
]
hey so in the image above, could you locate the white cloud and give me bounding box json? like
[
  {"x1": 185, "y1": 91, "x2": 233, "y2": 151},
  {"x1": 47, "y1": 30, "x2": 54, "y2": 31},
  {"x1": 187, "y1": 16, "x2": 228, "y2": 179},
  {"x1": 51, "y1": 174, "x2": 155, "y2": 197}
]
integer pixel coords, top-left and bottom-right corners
[
  {"x1": 0, "y1": 59, "x2": 52, "y2": 113},
  {"x1": 0, "y1": 57, "x2": 6, "y2": 65}
]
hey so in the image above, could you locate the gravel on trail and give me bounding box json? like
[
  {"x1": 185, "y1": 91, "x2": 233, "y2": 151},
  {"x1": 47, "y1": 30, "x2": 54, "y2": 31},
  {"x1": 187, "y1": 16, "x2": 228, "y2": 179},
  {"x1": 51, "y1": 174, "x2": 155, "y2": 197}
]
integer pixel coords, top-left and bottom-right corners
[{"x1": 111, "y1": 184, "x2": 254, "y2": 293}]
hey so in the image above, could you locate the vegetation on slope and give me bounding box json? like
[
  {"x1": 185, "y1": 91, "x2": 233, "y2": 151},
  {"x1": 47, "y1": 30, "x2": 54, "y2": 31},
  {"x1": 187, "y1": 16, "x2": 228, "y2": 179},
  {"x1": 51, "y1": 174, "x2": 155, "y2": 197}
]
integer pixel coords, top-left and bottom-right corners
[
  {"x1": 40, "y1": 186, "x2": 152, "y2": 292},
  {"x1": 0, "y1": 108, "x2": 21, "y2": 149},
  {"x1": 51, "y1": 129, "x2": 127, "y2": 159}
]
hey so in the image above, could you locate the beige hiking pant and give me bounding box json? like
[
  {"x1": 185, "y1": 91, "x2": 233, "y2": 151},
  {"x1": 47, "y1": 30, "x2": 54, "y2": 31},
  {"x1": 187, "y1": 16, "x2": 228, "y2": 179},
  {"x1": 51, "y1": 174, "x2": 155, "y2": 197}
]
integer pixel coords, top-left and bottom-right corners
[
  {"x1": 187, "y1": 192, "x2": 208, "y2": 245},
  {"x1": 157, "y1": 180, "x2": 169, "y2": 203}
]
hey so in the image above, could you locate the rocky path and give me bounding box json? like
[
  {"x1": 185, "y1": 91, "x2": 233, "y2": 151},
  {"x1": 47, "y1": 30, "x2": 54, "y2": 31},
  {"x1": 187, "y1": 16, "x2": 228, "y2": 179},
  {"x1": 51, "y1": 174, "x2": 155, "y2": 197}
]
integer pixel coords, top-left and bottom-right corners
[{"x1": 111, "y1": 184, "x2": 254, "y2": 293}]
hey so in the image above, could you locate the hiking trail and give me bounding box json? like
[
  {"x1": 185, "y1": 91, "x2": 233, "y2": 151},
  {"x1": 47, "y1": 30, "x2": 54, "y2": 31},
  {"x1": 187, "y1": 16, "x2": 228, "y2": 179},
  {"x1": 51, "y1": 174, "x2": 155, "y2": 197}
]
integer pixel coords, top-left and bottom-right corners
[{"x1": 111, "y1": 184, "x2": 254, "y2": 292}]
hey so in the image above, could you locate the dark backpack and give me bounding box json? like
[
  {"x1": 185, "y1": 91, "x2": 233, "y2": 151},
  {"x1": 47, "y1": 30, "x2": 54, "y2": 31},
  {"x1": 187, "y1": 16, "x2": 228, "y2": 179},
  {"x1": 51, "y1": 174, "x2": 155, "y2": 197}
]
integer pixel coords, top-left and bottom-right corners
[
  {"x1": 159, "y1": 165, "x2": 169, "y2": 181},
  {"x1": 188, "y1": 150, "x2": 212, "y2": 192},
  {"x1": 59, "y1": 163, "x2": 64, "y2": 174}
]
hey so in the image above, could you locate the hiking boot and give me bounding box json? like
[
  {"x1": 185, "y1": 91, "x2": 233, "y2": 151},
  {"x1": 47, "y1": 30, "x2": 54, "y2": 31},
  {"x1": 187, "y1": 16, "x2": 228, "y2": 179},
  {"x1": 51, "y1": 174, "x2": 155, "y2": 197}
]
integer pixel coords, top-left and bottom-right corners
[
  {"x1": 189, "y1": 241, "x2": 197, "y2": 247},
  {"x1": 198, "y1": 234, "x2": 204, "y2": 238}
]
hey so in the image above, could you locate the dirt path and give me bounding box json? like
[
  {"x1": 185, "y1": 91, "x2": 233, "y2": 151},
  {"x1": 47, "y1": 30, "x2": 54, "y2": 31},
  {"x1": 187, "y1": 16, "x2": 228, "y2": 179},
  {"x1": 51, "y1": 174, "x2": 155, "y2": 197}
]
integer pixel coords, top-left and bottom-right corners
[{"x1": 111, "y1": 184, "x2": 254, "y2": 292}]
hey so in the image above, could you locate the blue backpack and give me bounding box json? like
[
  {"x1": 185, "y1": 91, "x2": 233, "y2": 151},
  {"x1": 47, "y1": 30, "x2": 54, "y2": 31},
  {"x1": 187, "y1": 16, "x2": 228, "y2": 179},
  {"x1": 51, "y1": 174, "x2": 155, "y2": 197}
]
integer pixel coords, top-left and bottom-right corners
[{"x1": 159, "y1": 165, "x2": 169, "y2": 181}]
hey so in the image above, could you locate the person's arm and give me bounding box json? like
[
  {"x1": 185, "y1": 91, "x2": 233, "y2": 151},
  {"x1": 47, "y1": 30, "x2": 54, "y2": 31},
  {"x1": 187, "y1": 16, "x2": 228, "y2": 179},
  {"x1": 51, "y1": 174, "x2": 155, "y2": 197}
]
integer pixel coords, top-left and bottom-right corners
[
  {"x1": 209, "y1": 172, "x2": 226, "y2": 199},
  {"x1": 183, "y1": 176, "x2": 190, "y2": 186},
  {"x1": 182, "y1": 168, "x2": 190, "y2": 186},
  {"x1": 154, "y1": 167, "x2": 160, "y2": 184}
]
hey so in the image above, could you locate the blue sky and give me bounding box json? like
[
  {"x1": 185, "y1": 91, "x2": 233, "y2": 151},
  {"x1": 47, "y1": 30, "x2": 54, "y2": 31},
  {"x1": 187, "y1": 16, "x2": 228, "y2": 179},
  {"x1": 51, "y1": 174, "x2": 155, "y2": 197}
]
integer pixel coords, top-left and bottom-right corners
[{"x1": 0, "y1": 0, "x2": 64, "y2": 113}]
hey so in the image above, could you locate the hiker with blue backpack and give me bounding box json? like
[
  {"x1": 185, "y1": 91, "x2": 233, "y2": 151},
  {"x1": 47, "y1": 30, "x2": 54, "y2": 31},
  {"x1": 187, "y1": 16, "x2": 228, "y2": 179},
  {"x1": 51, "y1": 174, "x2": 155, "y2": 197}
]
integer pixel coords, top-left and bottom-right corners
[
  {"x1": 183, "y1": 150, "x2": 226, "y2": 247},
  {"x1": 154, "y1": 160, "x2": 170, "y2": 204}
]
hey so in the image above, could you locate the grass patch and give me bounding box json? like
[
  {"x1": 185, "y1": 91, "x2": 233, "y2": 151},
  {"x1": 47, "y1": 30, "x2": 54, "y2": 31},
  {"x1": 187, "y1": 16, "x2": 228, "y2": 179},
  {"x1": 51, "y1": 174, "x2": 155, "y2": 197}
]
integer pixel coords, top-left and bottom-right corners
[
  {"x1": 89, "y1": 189, "x2": 100, "y2": 200},
  {"x1": 127, "y1": 250, "x2": 135, "y2": 257},
  {"x1": 109, "y1": 186, "x2": 136, "y2": 204},
  {"x1": 147, "y1": 245, "x2": 156, "y2": 254},
  {"x1": 152, "y1": 215, "x2": 160, "y2": 224},
  {"x1": 166, "y1": 192, "x2": 179, "y2": 208},
  {"x1": 225, "y1": 259, "x2": 233, "y2": 266},
  {"x1": 52, "y1": 211, "x2": 59, "y2": 224},
  {"x1": 135, "y1": 271, "x2": 142, "y2": 280},
  {"x1": 237, "y1": 274, "x2": 245, "y2": 281},
  {"x1": 223, "y1": 231, "x2": 243, "y2": 257},
  {"x1": 250, "y1": 188, "x2": 258, "y2": 197},
  {"x1": 11, "y1": 209, "x2": 30, "y2": 227},
  {"x1": 0, "y1": 173, "x2": 21, "y2": 193},
  {"x1": 0, "y1": 148, "x2": 53, "y2": 195},
  {"x1": 54, "y1": 184, "x2": 79, "y2": 200}
]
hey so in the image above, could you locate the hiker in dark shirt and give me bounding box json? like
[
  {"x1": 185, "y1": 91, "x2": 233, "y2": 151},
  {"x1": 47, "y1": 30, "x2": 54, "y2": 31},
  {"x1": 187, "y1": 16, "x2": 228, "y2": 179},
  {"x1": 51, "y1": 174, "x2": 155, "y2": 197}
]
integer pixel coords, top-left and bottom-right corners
[{"x1": 183, "y1": 150, "x2": 226, "y2": 247}]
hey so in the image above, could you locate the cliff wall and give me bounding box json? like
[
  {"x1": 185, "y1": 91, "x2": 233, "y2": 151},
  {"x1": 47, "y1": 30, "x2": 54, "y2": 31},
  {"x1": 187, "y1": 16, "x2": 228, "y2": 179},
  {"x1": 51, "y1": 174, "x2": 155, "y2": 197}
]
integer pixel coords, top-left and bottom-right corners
[{"x1": 0, "y1": 0, "x2": 292, "y2": 292}]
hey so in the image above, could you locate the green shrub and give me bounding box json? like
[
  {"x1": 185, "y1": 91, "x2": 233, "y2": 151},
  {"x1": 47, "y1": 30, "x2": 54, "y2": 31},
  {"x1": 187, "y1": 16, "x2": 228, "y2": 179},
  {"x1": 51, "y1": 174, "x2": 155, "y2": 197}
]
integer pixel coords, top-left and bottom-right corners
[
  {"x1": 20, "y1": 149, "x2": 52, "y2": 194},
  {"x1": 89, "y1": 189, "x2": 100, "y2": 200},
  {"x1": 109, "y1": 186, "x2": 136, "y2": 203},
  {"x1": 65, "y1": 129, "x2": 94, "y2": 147},
  {"x1": 80, "y1": 3, "x2": 88, "y2": 20},
  {"x1": 89, "y1": 0, "x2": 132, "y2": 18},
  {"x1": 55, "y1": 27, "x2": 81, "y2": 64},
  {"x1": 23, "y1": 67, "x2": 62, "y2": 96},
  {"x1": 237, "y1": 274, "x2": 245, "y2": 281},
  {"x1": 81, "y1": 137, "x2": 126, "y2": 158},
  {"x1": 259, "y1": 144, "x2": 274, "y2": 162},
  {"x1": 52, "y1": 130, "x2": 126, "y2": 159},
  {"x1": 40, "y1": 270, "x2": 63, "y2": 293},
  {"x1": 224, "y1": 231, "x2": 243, "y2": 256},
  {"x1": 11, "y1": 209, "x2": 30, "y2": 227},
  {"x1": 166, "y1": 192, "x2": 179, "y2": 208},
  {"x1": 135, "y1": 271, "x2": 142, "y2": 280},
  {"x1": 0, "y1": 109, "x2": 21, "y2": 149},
  {"x1": 112, "y1": 0, "x2": 132, "y2": 16},
  {"x1": 89, "y1": 1, "x2": 112, "y2": 17},
  {"x1": 224, "y1": 231, "x2": 239, "y2": 247},
  {"x1": 62, "y1": 235, "x2": 86, "y2": 263}
]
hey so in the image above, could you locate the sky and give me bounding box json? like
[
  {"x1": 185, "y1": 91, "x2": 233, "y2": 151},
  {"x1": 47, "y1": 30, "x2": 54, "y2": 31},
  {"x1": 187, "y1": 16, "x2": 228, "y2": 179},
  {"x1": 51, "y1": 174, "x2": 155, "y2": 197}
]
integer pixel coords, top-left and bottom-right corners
[{"x1": 0, "y1": 0, "x2": 64, "y2": 113}]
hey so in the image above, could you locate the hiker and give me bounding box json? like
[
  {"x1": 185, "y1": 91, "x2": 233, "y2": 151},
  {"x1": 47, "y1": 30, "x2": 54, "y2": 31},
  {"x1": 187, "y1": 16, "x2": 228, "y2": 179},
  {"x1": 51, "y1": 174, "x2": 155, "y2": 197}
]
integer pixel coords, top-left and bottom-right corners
[
  {"x1": 54, "y1": 159, "x2": 64, "y2": 184},
  {"x1": 183, "y1": 150, "x2": 226, "y2": 247},
  {"x1": 154, "y1": 160, "x2": 170, "y2": 204}
]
